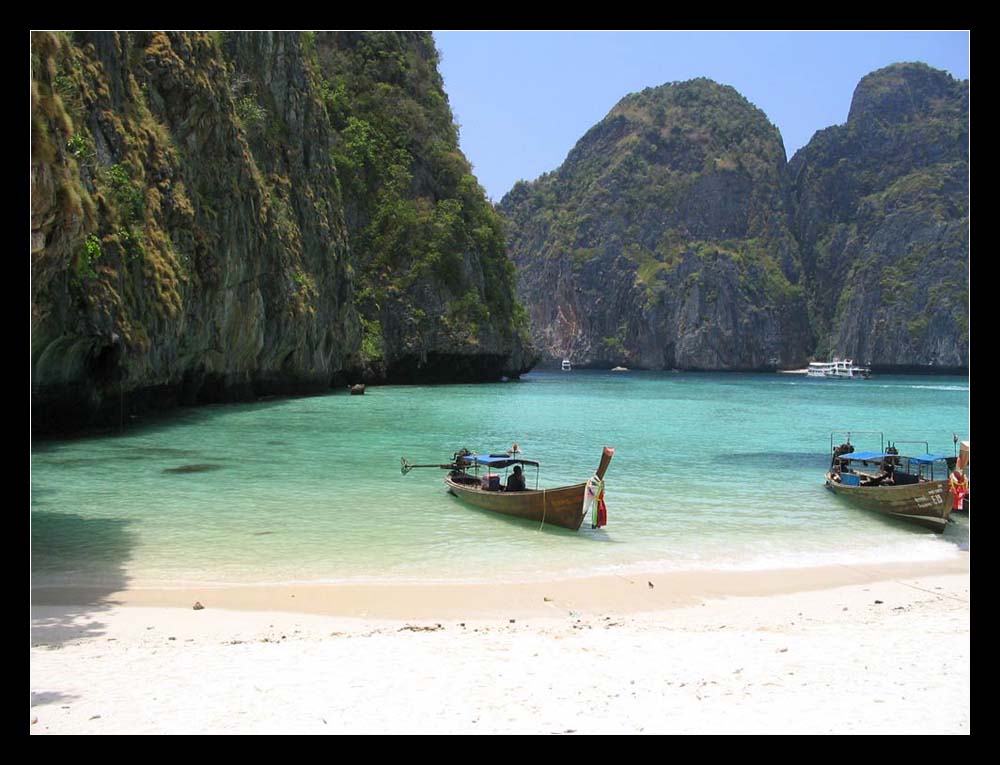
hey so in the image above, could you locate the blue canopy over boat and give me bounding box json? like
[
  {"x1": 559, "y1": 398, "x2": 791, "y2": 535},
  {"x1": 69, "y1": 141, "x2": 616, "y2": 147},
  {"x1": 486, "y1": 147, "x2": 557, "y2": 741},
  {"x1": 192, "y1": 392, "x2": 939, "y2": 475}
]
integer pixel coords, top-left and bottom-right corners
[
  {"x1": 841, "y1": 451, "x2": 950, "y2": 463},
  {"x1": 459, "y1": 453, "x2": 541, "y2": 469},
  {"x1": 902, "y1": 454, "x2": 952, "y2": 464},
  {"x1": 840, "y1": 451, "x2": 887, "y2": 461}
]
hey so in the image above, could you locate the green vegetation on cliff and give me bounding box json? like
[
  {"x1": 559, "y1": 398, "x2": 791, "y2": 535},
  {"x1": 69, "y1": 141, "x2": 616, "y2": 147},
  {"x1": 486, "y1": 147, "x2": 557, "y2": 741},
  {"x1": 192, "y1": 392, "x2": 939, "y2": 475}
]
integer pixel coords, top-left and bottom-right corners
[
  {"x1": 500, "y1": 78, "x2": 810, "y2": 370},
  {"x1": 787, "y1": 63, "x2": 968, "y2": 368},
  {"x1": 31, "y1": 31, "x2": 532, "y2": 434},
  {"x1": 304, "y1": 32, "x2": 529, "y2": 373},
  {"x1": 500, "y1": 66, "x2": 967, "y2": 372}
]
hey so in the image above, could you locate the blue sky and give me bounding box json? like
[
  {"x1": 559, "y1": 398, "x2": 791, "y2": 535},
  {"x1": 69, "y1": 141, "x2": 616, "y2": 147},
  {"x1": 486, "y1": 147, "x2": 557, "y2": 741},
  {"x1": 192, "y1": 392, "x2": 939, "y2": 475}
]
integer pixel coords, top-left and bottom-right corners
[{"x1": 433, "y1": 31, "x2": 970, "y2": 202}]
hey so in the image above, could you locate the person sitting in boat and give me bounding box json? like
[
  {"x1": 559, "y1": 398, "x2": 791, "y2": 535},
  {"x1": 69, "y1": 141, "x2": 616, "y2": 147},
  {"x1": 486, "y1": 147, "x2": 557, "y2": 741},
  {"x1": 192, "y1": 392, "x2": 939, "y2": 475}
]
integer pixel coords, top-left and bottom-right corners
[
  {"x1": 878, "y1": 460, "x2": 895, "y2": 485},
  {"x1": 505, "y1": 465, "x2": 526, "y2": 492},
  {"x1": 861, "y1": 463, "x2": 895, "y2": 487}
]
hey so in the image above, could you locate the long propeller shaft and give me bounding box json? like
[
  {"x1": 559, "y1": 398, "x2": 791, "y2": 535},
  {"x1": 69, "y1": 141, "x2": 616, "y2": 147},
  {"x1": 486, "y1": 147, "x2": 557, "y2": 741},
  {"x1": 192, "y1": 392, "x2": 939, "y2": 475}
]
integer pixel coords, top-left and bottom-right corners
[{"x1": 401, "y1": 458, "x2": 456, "y2": 475}]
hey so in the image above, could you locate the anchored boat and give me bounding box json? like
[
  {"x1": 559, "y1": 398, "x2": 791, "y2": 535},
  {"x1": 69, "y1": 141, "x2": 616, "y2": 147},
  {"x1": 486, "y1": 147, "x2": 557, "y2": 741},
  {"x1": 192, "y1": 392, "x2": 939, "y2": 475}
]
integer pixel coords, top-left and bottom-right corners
[
  {"x1": 824, "y1": 432, "x2": 963, "y2": 532},
  {"x1": 402, "y1": 446, "x2": 615, "y2": 530},
  {"x1": 807, "y1": 359, "x2": 872, "y2": 379}
]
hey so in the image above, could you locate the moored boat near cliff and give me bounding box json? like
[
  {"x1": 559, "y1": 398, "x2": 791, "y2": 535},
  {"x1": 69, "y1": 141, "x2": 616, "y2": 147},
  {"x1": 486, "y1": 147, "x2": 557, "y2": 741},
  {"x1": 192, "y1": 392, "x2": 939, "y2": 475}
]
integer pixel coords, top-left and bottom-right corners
[{"x1": 807, "y1": 360, "x2": 872, "y2": 379}]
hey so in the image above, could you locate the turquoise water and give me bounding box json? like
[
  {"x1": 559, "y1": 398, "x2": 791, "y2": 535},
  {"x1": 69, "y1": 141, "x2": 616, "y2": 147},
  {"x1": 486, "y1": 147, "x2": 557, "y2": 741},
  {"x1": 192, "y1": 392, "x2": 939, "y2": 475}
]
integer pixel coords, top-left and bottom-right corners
[{"x1": 30, "y1": 371, "x2": 970, "y2": 588}]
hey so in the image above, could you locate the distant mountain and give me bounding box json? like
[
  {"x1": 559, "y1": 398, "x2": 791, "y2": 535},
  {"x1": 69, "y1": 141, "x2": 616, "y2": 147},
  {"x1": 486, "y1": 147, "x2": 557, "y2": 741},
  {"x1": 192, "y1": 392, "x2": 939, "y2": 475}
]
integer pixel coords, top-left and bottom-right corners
[
  {"x1": 499, "y1": 78, "x2": 811, "y2": 370},
  {"x1": 787, "y1": 62, "x2": 969, "y2": 371},
  {"x1": 500, "y1": 64, "x2": 968, "y2": 373}
]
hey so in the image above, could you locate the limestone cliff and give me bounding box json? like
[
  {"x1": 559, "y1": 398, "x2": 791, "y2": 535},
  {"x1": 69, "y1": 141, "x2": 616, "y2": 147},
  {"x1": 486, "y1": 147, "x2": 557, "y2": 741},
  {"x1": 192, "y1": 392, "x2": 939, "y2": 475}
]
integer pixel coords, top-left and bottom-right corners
[
  {"x1": 30, "y1": 31, "x2": 533, "y2": 434},
  {"x1": 501, "y1": 67, "x2": 968, "y2": 373},
  {"x1": 308, "y1": 32, "x2": 534, "y2": 383},
  {"x1": 787, "y1": 63, "x2": 968, "y2": 370},
  {"x1": 499, "y1": 79, "x2": 811, "y2": 370}
]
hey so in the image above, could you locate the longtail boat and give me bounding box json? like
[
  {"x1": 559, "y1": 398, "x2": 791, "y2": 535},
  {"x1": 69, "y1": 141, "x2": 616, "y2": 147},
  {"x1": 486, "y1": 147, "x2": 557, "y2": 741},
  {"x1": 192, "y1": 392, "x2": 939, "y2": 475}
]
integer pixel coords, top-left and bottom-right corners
[
  {"x1": 824, "y1": 432, "x2": 964, "y2": 532},
  {"x1": 402, "y1": 446, "x2": 615, "y2": 531}
]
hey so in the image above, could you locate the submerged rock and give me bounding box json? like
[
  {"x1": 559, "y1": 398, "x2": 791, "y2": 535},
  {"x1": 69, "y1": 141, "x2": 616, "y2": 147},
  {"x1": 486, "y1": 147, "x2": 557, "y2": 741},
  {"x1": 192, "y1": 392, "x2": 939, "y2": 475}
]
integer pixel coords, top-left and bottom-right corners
[{"x1": 162, "y1": 464, "x2": 225, "y2": 474}]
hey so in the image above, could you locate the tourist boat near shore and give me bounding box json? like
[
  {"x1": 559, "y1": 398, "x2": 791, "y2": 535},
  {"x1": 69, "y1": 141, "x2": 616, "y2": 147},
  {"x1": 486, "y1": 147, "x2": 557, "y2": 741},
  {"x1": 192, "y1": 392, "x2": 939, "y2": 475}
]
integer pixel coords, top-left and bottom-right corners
[
  {"x1": 402, "y1": 446, "x2": 615, "y2": 530},
  {"x1": 807, "y1": 359, "x2": 872, "y2": 379},
  {"x1": 561, "y1": 359, "x2": 572, "y2": 371},
  {"x1": 824, "y1": 432, "x2": 963, "y2": 532}
]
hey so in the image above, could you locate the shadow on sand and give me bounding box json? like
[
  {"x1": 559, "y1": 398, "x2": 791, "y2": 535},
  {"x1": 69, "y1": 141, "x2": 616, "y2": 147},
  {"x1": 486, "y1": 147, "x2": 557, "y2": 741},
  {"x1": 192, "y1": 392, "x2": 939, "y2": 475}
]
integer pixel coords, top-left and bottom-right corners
[
  {"x1": 30, "y1": 690, "x2": 80, "y2": 707},
  {"x1": 31, "y1": 511, "x2": 136, "y2": 648}
]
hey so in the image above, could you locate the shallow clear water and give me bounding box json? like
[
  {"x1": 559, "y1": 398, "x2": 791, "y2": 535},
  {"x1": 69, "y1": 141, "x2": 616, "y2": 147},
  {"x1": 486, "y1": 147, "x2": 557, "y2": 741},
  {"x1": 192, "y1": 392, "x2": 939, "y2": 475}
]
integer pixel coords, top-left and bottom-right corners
[{"x1": 30, "y1": 371, "x2": 970, "y2": 588}]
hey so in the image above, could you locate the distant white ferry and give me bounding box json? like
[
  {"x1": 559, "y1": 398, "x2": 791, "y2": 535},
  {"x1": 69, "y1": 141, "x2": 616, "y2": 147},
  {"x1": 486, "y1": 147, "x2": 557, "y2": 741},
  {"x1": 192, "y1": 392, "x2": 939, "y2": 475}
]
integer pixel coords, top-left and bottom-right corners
[
  {"x1": 807, "y1": 359, "x2": 871, "y2": 379},
  {"x1": 561, "y1": 359, "x2": 572, "y2": 371}
]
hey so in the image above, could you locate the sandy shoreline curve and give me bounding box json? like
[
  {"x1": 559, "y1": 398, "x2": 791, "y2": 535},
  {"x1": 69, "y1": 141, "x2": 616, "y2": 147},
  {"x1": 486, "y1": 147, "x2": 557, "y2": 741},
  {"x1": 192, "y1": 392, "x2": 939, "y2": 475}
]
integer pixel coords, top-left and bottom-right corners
[
  {"x1": 32, "y1": 556, "x2": 969, "y2": 620},
  {"x1": 31, "y1": 556, "x2": 970, "y2": 734}
]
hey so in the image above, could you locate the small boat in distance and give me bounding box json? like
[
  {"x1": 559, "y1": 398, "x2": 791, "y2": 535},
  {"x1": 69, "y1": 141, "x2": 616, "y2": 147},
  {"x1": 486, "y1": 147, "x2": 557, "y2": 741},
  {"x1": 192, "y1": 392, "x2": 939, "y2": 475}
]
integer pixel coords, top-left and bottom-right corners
[
  {"x1": 824, "y1": 432, "x2": 960, "y2": 532},
  {"x1": 402, "y1": 446, "x2": 615, "y2": 531},
  {"x1": 561, "y1": 359, "x2": 572, "y2": 371},
  {"x1": 807, "y1": 359, "x2": 871, "y2": 379}
]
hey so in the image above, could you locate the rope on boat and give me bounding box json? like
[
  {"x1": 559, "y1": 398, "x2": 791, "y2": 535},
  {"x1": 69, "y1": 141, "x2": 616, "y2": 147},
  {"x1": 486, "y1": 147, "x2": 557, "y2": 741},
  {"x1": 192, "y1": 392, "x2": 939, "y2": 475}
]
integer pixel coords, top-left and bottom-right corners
[
  {"x1": 583, "y1": 474, "x2": 604, "y2": 529},
  {"x1": 538, "y1": 489, "x2": 548, "y2": 531}
]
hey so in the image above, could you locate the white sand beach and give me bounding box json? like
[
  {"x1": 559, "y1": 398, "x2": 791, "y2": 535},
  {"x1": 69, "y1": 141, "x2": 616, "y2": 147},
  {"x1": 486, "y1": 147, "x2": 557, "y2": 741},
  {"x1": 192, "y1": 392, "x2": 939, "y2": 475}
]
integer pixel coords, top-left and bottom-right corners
[{"x1": 30, "y1": 557, "x2": 969, "y2": 735}]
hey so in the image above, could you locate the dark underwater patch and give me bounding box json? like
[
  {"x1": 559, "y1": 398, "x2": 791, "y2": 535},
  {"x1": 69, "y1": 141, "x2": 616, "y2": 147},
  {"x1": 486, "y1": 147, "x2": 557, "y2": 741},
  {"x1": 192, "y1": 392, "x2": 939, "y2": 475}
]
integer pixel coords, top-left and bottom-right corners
[{"x1": 163, "y1": 463, "x2": 225, "y2": 474}]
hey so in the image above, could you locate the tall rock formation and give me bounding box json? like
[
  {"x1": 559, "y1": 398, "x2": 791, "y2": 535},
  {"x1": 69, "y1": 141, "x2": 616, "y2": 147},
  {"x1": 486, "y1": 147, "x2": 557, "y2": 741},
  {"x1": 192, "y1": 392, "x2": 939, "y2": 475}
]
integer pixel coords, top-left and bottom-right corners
[
  {"x1": 499, "y1": 78, "x2": 812, "y2": 370},
  {"x1": 30, "y1": 31, "x2": 533, "y2": 434},
  {"x1": 786, "y1": 63, "x2": 969, "y2": 371},
  {"x1": 310, "y1": 32, "x2": 534, "y2": 383}
]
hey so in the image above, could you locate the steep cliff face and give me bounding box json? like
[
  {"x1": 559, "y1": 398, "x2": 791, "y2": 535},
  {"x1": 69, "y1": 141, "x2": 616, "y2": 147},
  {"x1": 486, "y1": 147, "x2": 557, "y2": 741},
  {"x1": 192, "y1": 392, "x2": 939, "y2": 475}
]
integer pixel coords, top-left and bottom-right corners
[
  {"x1": 499, "y1": 79, "x2": 811, "y2": 370},
  {"x1": 787, "y1": 63, "x2": 969, "y2": 370},
  {"x1": 309, "y1": 32, "x2": 534, "y2": 383},
  {"x1": 31, "y1": 31, "x2": 532, "y2": 433}
]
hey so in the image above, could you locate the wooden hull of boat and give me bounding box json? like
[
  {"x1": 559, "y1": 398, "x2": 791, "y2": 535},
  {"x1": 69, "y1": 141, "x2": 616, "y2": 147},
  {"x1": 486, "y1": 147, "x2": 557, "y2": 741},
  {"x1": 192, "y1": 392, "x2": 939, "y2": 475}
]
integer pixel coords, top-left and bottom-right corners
[
  {"x1": 824, "y1": 473, "x2": 953, "y2": 532},
  {"x1": 444, "y1": 446, "x2": 615, "y2": 531},
  {"x1": 445, "y1": 478, "x2": 590, "y2": 530}
]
